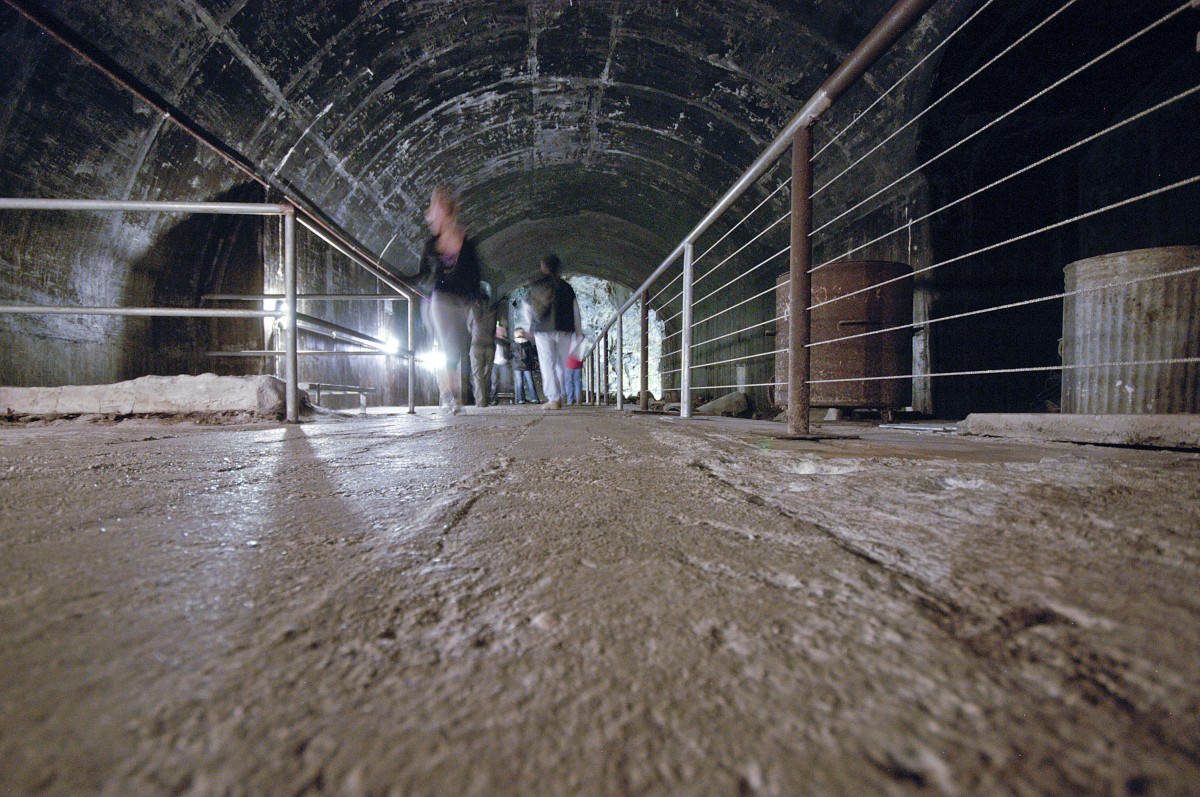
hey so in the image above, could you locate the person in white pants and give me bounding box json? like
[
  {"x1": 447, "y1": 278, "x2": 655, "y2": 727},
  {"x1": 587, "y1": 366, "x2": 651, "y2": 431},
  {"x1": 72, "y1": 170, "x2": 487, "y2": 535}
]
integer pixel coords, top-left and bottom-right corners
[{"x1": 523, "y1": 253, "x2": 583, "y2": 410}]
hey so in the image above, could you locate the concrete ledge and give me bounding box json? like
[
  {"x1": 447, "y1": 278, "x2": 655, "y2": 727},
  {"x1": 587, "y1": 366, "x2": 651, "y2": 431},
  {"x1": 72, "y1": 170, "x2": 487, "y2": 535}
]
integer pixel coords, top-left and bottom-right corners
[
  {"x1": 0, "y1": 374, "x2": 288, "y2": 417},
  {"x1": 961, "y1": 413, "x2": 1200, "y2": 449}
]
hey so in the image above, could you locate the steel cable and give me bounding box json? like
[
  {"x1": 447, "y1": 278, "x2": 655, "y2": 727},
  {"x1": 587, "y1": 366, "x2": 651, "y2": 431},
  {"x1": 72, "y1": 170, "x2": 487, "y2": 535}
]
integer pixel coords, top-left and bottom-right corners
[
  {"x1": 811, "y1": 1, "x2": 1191, "y2": 238},
  {"x1": 814, "y1": 0, "x2": 1080, "y2": 197},
  {"x1": 702, "y1": 315, "x2": 785, "y2": 349},
  {"x1": 695, "y1": 245, "x2": 789, "y2": 308},
  {"x1": 692, "y1": 280, "x2": 782, "y2": 331},
  {"x1": 693, "y1": 179, "x2": 792, "y2": 267},
  {"x1": 692, "y1": 349, "x2": 783, "y2": 371},
  {"x1": 809, "y1": 174, "x2": 1200, "y2": 311},
  {"x1": 815, "y1": 0, "x2": 999, "y2": 160},
  {"x1": 649, "y1": 272, "x2": 684, "y2": 307},
  {"x1": 697, "y1": 381, "x2": 778, "y2": 391},
  {"x1": 807, "y1": 263, "x2": 1200, "y2": 349},
  {"x1": 651, "y1": 180, "x2": 791, "y2": 307},
  {"x1": 694, "y1": 213, "x2": 790, "y2": 290},
  {"x1": 816, "y1": 85, "x2": 1200, "y2": 269},
  {"x1": 807, "y1": 357, "x2": 1200, "y2": 385}
]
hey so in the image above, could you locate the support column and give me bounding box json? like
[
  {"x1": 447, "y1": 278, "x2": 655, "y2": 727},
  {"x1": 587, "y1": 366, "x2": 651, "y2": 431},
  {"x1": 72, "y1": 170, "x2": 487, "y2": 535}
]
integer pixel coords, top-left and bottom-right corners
[
  {"x1": 406, "y1": 295, "x2": 416, "y2": 414},
  {"x1": 616, "y1": 314, "x2": 624, "y2": 411},
  {"x1": 585, "y1": 352, "x2": 595, "y2": 405},
  {"x1": 602, "y1": 332, "x2": 609, "y2": 405},
  {"x1": 639, "y1": 291, "x2": 649, "y2": 411},
  {"x1": 283, "y1": 205, "x2": 299, "y2": 423},
  {"x1": 680, "y1": 241, "x2": 694, "y2": 419},
  {"x1": 787, "y1": 126, "x2": 814, "y2": 436}
]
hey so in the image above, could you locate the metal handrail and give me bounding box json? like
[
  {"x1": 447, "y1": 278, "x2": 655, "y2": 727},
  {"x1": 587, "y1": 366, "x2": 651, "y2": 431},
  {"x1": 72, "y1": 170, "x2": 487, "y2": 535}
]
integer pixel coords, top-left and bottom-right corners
[
  {"x1": 0, "y1": 198, "x2": 290, "y2": 215},
  {"x1": 0, "y1": 197, "x2": 417, "y2": 419},
  {"x1": 593, "y1": 0, "x2": 936, "y2": 343},
  {"x1": 205, "y1": 293, "x2": 411, "y2": 301},
  {"x1": 587, "y1": 0, "x2": 936, "y2": 430},
  {"x1": 5, "y1": 1, "x2": 421, "y2": 415},
  {"x1": 3, "y1": 0, "x2": 421, "y2": 304},
  {"x1": 0, "y1": 305, "x2": 278, "y2": 318}
]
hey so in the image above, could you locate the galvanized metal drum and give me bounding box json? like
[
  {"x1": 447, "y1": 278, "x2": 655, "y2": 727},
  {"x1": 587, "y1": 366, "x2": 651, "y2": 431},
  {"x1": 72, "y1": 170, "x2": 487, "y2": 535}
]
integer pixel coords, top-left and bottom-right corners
[{"x1": 1062, "y1": 245, "x2": 1200, "y2": 414}]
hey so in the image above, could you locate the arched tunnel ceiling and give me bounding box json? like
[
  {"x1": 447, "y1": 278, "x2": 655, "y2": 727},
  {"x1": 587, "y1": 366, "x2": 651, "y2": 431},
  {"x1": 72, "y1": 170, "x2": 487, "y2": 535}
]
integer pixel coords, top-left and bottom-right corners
[{"x1": 8, "y1": 0, "x2": 936, "y2": 296}]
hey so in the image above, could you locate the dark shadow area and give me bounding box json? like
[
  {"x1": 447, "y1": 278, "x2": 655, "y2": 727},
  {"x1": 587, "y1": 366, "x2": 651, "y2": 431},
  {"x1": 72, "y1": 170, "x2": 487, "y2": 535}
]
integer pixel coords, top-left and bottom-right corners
[
  {"x1": 120, "y1": 181, "x2": 267, "y2": 379},
  {"x1": 919, "y1": 0, "x2": 1200, "y2": 418}
]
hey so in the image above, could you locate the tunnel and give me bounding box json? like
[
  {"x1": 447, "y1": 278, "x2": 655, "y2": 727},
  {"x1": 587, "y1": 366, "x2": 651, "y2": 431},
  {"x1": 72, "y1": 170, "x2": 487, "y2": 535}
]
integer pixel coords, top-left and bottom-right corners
[{"x1": 1, "y1": 1, "x2": 1199, "y2": 795}]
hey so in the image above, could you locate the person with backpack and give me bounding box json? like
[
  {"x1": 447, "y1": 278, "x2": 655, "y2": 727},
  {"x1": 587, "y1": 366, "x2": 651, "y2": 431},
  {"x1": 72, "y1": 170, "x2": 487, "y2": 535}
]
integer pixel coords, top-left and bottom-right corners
[
  {"x1": 467, "y1": 291, "x2": 498, "y2": 408},
  {"x1": 523, "y1": 253, "x2": 582, "y2": 410}
]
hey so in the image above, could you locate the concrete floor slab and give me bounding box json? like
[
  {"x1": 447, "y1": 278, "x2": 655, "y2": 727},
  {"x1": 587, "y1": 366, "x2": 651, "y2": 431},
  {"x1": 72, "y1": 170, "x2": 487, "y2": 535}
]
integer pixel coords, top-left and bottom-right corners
[
  {"x1": 1, "y1": 406, "x2": 1198, "y2": 795},
  {"x1": 962, "y1": 412, "x2": 1200, "y2": 449}
]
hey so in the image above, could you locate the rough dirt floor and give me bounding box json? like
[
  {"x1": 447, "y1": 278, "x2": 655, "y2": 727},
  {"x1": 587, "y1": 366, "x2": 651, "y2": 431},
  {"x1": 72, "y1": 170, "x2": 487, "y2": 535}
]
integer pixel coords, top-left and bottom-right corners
[{"x1": 0, "y1": 407, "x2": 1198, "y2": 797}]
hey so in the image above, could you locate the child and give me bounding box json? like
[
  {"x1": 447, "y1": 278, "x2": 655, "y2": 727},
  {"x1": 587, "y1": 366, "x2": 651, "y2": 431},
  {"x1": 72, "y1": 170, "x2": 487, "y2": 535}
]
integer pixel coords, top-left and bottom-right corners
[
  {"x1": 510, "y1": 327, "x2": 541, "y2": 404},
  {"x1": 564, "y1": 333, "x2": 584, "y2": 405}
]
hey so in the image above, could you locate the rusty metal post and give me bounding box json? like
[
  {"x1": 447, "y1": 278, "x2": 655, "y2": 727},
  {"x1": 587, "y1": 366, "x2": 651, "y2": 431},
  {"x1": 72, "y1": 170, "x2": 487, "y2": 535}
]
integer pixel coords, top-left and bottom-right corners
[
  {"x1": 787, "y1": 128, "x2": 813, "y2": 436},
  {"x1": 586, "y1": 352, "x2": 593, "y2": 405},
  {"x1": 616, "y1": 313, "x2": 624, "y2": 410},
  {"x1": 640, "y1": 291, "x2": 649, "y2": 411}
]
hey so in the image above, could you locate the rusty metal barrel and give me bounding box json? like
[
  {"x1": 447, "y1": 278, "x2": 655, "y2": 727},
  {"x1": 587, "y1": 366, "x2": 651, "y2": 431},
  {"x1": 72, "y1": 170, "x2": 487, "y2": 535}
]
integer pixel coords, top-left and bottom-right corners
[
  {"x1": 1062, "y1": 245, "x2": 1200, "y2": 414},
  {"x1": 776, "y1": 260, "x2": 913, "y2": 409}
]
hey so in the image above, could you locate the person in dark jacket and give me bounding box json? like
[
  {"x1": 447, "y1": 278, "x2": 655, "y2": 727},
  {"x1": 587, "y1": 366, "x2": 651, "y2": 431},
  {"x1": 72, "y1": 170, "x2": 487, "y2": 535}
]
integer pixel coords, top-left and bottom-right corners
[
  {"x1": 523, "y1": 253, "x2": 582, "y2": 410},
  {"x1": 468, "y1": 291, "x2": 498, "y2": 408},
  {"x1": 417, "y1": 185, "x2": 482, "y2": 414},
  {"x1": 510, "y1": 327, "x2": 541, "y2": 404}
]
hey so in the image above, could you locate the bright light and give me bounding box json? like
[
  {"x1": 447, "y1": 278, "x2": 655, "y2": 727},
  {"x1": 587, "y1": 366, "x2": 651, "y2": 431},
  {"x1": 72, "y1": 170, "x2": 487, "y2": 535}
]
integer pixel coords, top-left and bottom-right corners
[
  {"x1": 382, "y1": 335, "x2": 401, "y2": 355},
  {"x1": 416, "y1": 350, "x2": 446, "y2": 371}
]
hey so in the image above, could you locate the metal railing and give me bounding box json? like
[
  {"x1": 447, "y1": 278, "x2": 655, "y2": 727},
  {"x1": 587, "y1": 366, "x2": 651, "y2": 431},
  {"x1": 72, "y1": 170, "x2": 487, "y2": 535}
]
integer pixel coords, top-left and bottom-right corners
[
  {"x1": 3, "y1": 0, "x2": 426, "y2": 421},
  {"x1": 0, "y1": 197, "x2": 418, "y2": 422},
  {"x1": 589, "y1": 0, "x2": 1200, "y2": 432}
]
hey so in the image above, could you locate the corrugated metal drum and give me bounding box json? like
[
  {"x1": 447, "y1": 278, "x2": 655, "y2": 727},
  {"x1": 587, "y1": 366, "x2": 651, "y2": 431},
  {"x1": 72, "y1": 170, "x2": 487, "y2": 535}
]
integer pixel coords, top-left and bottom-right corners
[
  {"x1": 1062, "y1": 245, "x2": 1200, "y2": 413},
  {"x1": 776, "y1": 260, "x2": 913, "y2": 409}
]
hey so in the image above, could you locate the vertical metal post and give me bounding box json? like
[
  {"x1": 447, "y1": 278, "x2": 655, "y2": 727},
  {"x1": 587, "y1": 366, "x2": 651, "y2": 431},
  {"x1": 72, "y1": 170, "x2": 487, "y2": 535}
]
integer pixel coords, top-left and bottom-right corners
[
  {"x1": 616, "y1": 313, "x2": 624, "y2": 410},
  {"x1": 283, "y1": 205, "x2": 299, "y2": 423},
  {"x1": 787, "y1": 126, "x2": 813, "y2": 436},
  {"x1": 680, "y1": 241, "x2": 694, "y2": 419},
  {"x1": 602, "y1": 332, "x2": 609, "y2": 405},
  {"x1": 406, "y1": 295, "x2": 416, "y2": 414},
  {"x1": 639, "y1": 290, "x2": 649, "y2": 411}
]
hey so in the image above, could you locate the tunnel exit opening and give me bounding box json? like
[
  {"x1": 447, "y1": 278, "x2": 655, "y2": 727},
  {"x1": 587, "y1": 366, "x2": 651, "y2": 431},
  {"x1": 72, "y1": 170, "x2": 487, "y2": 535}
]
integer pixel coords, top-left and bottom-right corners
[{"x1": 504, "y1": 275, "x2": 665, "y2": 402}]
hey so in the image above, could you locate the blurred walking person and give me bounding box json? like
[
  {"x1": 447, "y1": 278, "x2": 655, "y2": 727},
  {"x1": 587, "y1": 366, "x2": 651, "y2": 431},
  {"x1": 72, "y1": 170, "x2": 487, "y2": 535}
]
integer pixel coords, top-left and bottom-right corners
[
  {"x1": 416, "y1": 185, "x2": 482, "y2": 414},
  {"x1": 524, "y1": 253, "x2": 582, "y2": 411},
  {"x1": 468, "y1": 291, "x2": 498, "y2": 407}
]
